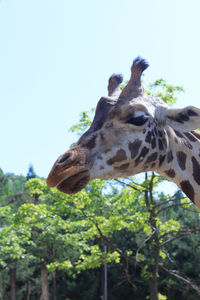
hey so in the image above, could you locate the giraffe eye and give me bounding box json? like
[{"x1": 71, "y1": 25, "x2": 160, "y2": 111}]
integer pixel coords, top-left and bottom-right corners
[{"x1": 125, "y1": 115, "x2": 148, "y2": 126}]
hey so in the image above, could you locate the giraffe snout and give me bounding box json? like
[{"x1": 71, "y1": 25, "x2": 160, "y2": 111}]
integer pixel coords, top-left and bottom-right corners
[{"x1": 46, "y1": 146, "x2": 90, "y2": 193}]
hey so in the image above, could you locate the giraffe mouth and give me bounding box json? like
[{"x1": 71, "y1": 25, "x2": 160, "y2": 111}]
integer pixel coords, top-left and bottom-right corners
[
  {"x1": 56, "y1": 169, "x2": 90, "y2": 194},
  {"x1": 47, "y1": 166, "x2": 90, "y2": 194},
  {"x1": 46, "y1": 146, "x2": 90, "y2": 194}
]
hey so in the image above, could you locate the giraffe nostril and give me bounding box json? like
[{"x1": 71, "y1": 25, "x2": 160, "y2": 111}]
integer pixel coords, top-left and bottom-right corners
[{"x1": 57, "y1": 153, "x2": 70, "y2": 164}]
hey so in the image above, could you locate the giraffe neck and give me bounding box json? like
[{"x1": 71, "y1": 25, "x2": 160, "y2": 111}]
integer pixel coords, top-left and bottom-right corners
[{"x1": 157, "y1": 128, "x2": 200, "y2": 209}]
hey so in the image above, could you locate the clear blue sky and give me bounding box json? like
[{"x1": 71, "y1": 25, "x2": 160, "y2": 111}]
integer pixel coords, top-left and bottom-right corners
[{"x1": 1, "y1": 0, "x2": 200, "y2": 178}]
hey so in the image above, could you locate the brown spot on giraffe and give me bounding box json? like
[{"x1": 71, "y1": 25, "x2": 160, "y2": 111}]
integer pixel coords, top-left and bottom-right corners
[
  {"x1": 135, "y1": 146, "x2": 150, "y2": 166},
  {"x1": 176, "y1": 151, "x2": 187, "y2": 170},
  {"x1": 158, "y1": 130, "x2": 163, "y2": 137},
  {"x1": 114, "y1": 163, "x2": 130, "y2": 171},
  {"x1": 148, "y1": 127, "x2": 157, "y2": 149},
  {"x1": 174, "y1": 130, "x2": 183, "y2": 139},
  {"x1": 145, "y1": 131, "x2": 152, "y2": 143},
  {"x1": 158, "y1": 139, "x2": 164, "y2": 151},
  {"x1": 107, "y1": 149, "x2": 127, "y2": 165},
  {"x1": 183, "y1": 139, "x2": 193, "y2": 150},
  {"x1": 83, "y1": 135, "x2": 97, "y2": 149},
  {"x1": 145, "y1": 152, "x2": 158, "y2": 164},
  {"x1": 184, "y1": 132, "x2": 197, "y2": 142},
  {"x1": 167, "y1": 151, "x2": 173, "y2": 163},
  {"x1": 182, "y1": 135, "x2": 192, "y2": 148},
  {"x1": 192, "y1": 156, "x2": 200, "y2": 185},
  {"x1": 151, "y1": 137, "x2": 156, "y2": 149},
  {"x1": 154, "y1": 128, "x2": 158, "y2": 136},
  {"x1": 187, "y1": 109, "x2": 199, "y2": 117},
  {"x1": 174, "y1": 130, "x2": 193, "y2": 149},
  {"x1": 165, "y1": 169, "x2": 176, "y2": 178},
  {"x1": 128, "y1": 139, "x2": 142, "y2": 159},
  {"x1": 180, "y1": 180, "x2": 195, "y2": 203},
  {"x1": 168, "y1": 112, "x2": 189, "y2": 123},
  {"x1": 159, "y1": 154, "x2": 166, "y2": 167},
  {"x1": 105, "y1": 149, "x2": 111, "y2": 154}
]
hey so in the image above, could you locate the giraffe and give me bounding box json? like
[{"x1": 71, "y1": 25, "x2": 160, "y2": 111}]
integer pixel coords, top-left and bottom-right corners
[{"x1": 47, "y1": 57, "x2": 200, "y2": 209}]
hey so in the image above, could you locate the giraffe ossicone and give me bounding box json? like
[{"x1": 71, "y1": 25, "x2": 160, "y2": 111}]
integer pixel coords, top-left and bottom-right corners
[{"x1": 47, "y1": 57, "x2": 200, "y2": 208}]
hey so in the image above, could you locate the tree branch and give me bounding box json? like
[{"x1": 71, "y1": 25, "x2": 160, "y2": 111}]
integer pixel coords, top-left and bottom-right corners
[
  {"x1": 156, "y1": 202, "x2": 190, "y2": 215},
  {"x1": 114, "y1": 179, "x2": 147, "y2": 193},
  {"x1": 159, "y1": 263, "x2": 200, "y2": 296},
  {"x1": 159, "y1": 230, "x2": 196, "y2": 247},
  {"x1": 154, "y1": 195, "x2": 185, "y2": 209}
]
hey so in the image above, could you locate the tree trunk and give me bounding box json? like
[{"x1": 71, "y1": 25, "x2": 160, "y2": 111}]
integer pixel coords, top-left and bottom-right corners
[
  {"x1": 100, "y1": 245, "x2": 107, "y2": 300},
  {"x1": 52, "y1": 248, "x2": 57, "y2": 300},
  {"x1": 100, "y1": 263, "x2": 104, "y2": 299},
  {"x1": 52, "y1": 271, "x2": 57, "y2": 300},
  {"x1": 40, "y1": 266, "x2": 49, "y2": 300},
  {"x1": 148, "y1": 172, "x2": 159, "y2": 300},
  {"x1": 148, "y1": 234, "x2": 159, "y2": 300},
  {"x1": 25, "y1": 280, "x2": 31, "y2": 300},
  {"x1": 10, "y1": 267, "x2": 17, "y2": 300},
  {"x1": 1, "y1": 279, "x2": 6, "y2": 300},
  {"x1": 149, "y1": 275, "x2": 159, "y2": 300}
]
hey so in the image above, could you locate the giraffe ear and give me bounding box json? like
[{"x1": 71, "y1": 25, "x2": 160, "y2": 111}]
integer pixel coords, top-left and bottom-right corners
[{"x1": 165, "y1": 106, "x2": 200, "y2": 131}]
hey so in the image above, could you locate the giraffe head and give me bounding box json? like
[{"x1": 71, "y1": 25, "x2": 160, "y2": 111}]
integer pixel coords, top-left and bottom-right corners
[{"x1": 47, "y1": 57, "x2": 200, "y2": 198}]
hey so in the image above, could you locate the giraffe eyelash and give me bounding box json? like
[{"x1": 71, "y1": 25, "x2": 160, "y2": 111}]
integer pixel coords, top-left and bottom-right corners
[{"x1": 125, "y1": 115, "x2": 148, "y2": 126}]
